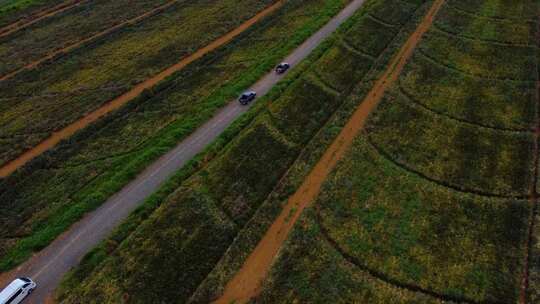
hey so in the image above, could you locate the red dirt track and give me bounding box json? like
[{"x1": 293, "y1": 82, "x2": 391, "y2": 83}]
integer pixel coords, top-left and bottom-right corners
[
  {"x1": 213, "y1": 0, "x2": 446, "y2": 303},
  {"x1": 0, "y1": 0, "x2": 285, "y2": 178}
]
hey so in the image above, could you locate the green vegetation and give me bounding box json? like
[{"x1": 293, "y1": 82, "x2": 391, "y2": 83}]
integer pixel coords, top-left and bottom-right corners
[
  {"x1": 0, "y1": 0, "x2": 64, "y2": 28},
  {"x1": 0, "y1": 0, "x2": 351, "y2": 273},
  {"x1": 399, "y1": 53, "x2": 536, "y2": 130},
  {"x1": 0, "y1": 0, "x2": 275, "y2": 165},
  {"x1": 53, "y1": 0, "x2": 431, "y2": 302},
  {"x1": 317, "y1": 137, "x2": 527, "y2": 302},
  {"x1": 257, "y1": 0, "x2": 539, "y2": 303},
  {"x1": 0, "y1": 0, "x2": 172, "y2": 75},
  {"x1": 257, "y1": 210, "x2": 445, "y2": 303},
  {"x1": 366, "y1": 89, "x2": 534, "y2": 196},
  {"x1": 3, "y1": 0, "x2": 537, "y2": 302}
]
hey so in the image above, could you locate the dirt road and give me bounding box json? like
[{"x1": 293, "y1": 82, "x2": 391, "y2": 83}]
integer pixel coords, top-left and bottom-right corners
[
  {"x1": 0, "y1": 0, "x2": 182, "y2": 82},
  {"x1": 213, "y1": 0, "x2": 446, "y2": 303},
  {"x1": 0, "y1": 0, "x2": 284, "y2": 178},
  {"x1": 0, "y1": 0, "x2": 370, "y2": 302},
  {"x1": 0, "y1": 0, "x2": 87, "y2": 38}
]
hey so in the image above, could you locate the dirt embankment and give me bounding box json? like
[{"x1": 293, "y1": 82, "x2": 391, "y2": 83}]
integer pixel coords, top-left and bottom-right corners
[
  {"x1": 213, "y1": 0, "x2": 446, "y2": 303},
  {"x1": 0, "y1": 0, "x2": 87, "y2": 38},
  {"x1": 0, "y1": 0, "x2": 182, "y2": 82},
  {"x1": 0, "y1": 0, "x2": 285, "y2": 178}
]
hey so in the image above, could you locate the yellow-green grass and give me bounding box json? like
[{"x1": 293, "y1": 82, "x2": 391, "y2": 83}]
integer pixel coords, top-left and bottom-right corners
[
  {"x1": 0, "y1": 0, "x2": 275, "y2": 166},
  {"x1": 0, "y1": 0, "x2": 351, "y2": 273},
  {"x1": 0, "y1": 0, "x2": 172, "y2": 75},
  {"x1": 257, "y1": 0, "x2": 537, "y2": 303},
  {"x1": 0, "y1": 0, "x2": 64, "y2": 27},
  {"x1": 399, "y1": 52, "x2": 537, "y2": 131},
  {"x1": 445, "y1": 0, "x2": 538, "y2": 21},
  {"x1": 54, "y1": 0, "x2": 428, "y2": 302},
  {"x1": 417, "y1": 29, "x2": 536, "y2": 81},
  {"x1": 314, "y1": 137, "x2": 528, "y2": 302},
  {"x1": 256, "y1": 210, "x2": 446, "y2": 303},
  {"x1": 366, "y1": 89, "x2": 534, "y2": 197},
  {"x1": 434, "y1": 1, "x2": 536, "y2": 45}
]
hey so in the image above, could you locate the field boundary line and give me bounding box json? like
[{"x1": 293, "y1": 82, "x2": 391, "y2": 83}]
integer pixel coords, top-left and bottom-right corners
[
  {"x1": 397, "y1": 85, "x2": 535, "y2": 133},
  {"x1": 314, "y1": 207, "x2": 502, "y2": 304},
  {"x1": 416, "y1": 48, "x2": 536, "y2": 83},
  {"x1": 365, "y1": 136, "x2": 530, "y2": 200},
  {"x1": 366, "y1": 13, "x2": 399, "y2": 28},
  {"x1": 0, "y1": 0, "x2": 184, "y2": 82},
  {"x1": 431, "y1": 24, "x2": 536, "y2": 48},
  {"x1": 339, "y1": 38, "x2": 377, "y2": 59},
  {"x1": 0, "y1": 0, "x2": 285, "y2": 178},
  {"x1": 0, "y1": 0, "x2": 88, "y2": 38},
  {"x1": 212, "y1": 1, "x2": 446, "y2": 303},
  {"x1": 443, "y1": 2, "x2": 538, "y2": 24}
]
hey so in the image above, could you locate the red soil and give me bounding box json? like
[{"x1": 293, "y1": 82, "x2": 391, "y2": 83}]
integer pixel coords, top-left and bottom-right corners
[
  {"x1": 0, "y1": 0, "x2": 285, "y2": 178},
  {"x1": 213, "y1": 1, "x2": 446, "y2": 303}
]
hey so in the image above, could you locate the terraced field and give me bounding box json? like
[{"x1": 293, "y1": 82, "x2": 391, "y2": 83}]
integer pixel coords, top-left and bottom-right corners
[
  {"x1": 50, "y1": 0, "x2": 433, "y2": 302},
  {"x1": 254, "y1": 0, "x2": 540, "y2": 303}
]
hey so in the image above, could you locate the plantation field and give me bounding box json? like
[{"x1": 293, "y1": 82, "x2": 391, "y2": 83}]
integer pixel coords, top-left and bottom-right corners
[
  {"x1": 0, "y1": 0, "x2": 353, "y2": 274},
  {"x1": 256, "y1": 0, "x2": 540, "y2": 303},
  {"x1": 0, "y1": 0, "x2": 174, "y2": 76},
  {"x1": 53, "y1": 0, "x2": 430, "y2": 302},
  {"x1": 0, "y1": 0, "x2": 275, "y2": 167},
  {"x1": 0, "y1": 0, "x2": 66, "y2": 28}
]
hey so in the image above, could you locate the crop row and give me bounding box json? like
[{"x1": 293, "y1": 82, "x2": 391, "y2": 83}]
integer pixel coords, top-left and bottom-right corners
[
  {"x1": 0, "y1": 0, "x2": 174, "y2": 76},
  {"x1": 0, "y1": 0, "x2": 67, "y2": 28},
  {"x1": 256, "y1": 0, "x2": 539, "y2": 303},
  {"x1": 434, "y1": 2, "x2": 536, "y2": 45},
  {"x1": 0, "y1": 0, "x2": 275, "y2": 167},
  {"x1": 445, "y1": 0, "x2": 537, "y2": 21},
  {"x1": 366, "y1": 88, "x2": 534, "y2": 197},
  {"x1": 55, "y1": 0, "x2": 428, "y2": 302},
  {"x1": 0, "y1": 0, "x2": 351, "y2": 273}
]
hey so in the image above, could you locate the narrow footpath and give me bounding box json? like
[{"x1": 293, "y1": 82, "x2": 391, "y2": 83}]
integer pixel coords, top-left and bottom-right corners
[{"x1": 213, "y1": 0, "x2": 446, "y2": 302}]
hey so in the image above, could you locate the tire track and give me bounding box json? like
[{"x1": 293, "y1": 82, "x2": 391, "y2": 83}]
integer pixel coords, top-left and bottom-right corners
[
  {"x1": 212, "y1": 1, "x2": 446, "y2": 303},
  {"x1": 0, "y1": 0, "x2": 285, "y2": 178},
  {"x1": 0, "y1": 0, "x2": 88, "y2": 39},
  {"x1": 0, "y1": 0, "x2": 184, "y2": 82}
]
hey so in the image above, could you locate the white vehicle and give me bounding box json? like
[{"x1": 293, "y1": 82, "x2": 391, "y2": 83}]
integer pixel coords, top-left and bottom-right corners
[{"x1": 0, "y1": 277, "x2": 36, "y2": 304}]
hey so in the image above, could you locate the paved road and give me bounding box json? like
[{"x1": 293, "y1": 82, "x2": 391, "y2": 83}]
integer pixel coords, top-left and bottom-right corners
[{"x1": 0, "y1": 0, "x2": 367, "y2": 302}]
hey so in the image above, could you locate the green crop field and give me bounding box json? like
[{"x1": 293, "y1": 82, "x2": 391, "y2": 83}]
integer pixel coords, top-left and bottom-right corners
[
  {"x1": 1, "y1": 0, "x2": 539, "y2": 302},
  {"x1": 0, "y1": 0, "x2": 276, "y2": 166},
  {"x1": 0, "y1": 0, "x2": 173, "y2": 76},
  {"x1": 0, "y1": 0, "x2": 353, "y2": 273},
  {"x1": 255, "y1": 0, "x2": 540, "y2": 303},
  {"x1": 0, "y1": 0, "x2": 66, "y2": 28},
  {"x1": 53, "y1": 0, "x2": 431, "y2": 302}
]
